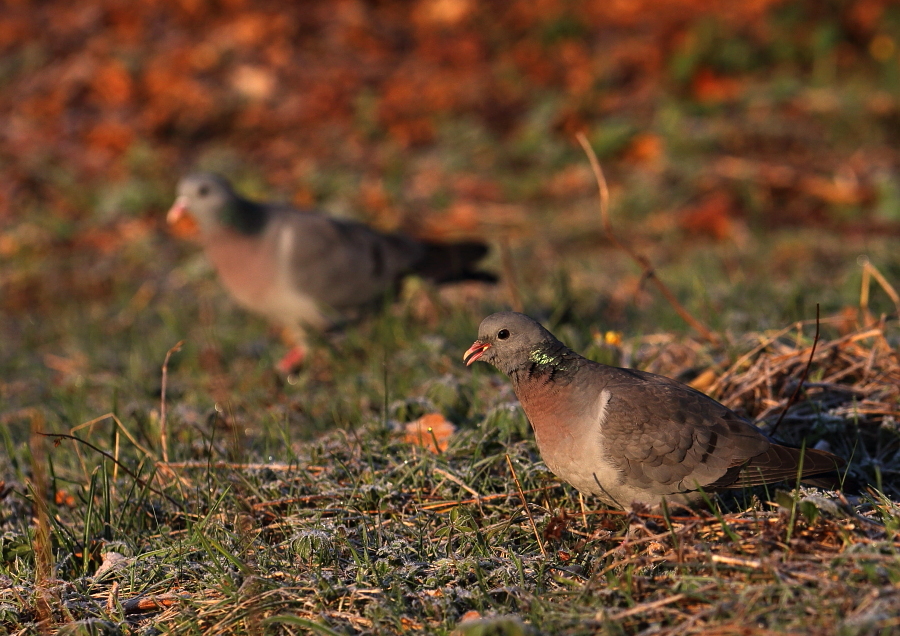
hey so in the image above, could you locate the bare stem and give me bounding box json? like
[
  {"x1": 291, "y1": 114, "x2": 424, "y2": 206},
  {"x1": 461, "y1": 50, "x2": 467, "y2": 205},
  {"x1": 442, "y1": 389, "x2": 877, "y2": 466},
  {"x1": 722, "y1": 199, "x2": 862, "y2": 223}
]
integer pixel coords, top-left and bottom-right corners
[
  {"x1": 160, "y1": 340, "x2": 184, "y2": 463},
  {"x1": 506, "y1": 454, "x2": 546, "y2": 557},
  {"x1": 769, "y1": 304, "x2": 820, "y2": 437},
  {"x1": 576, "y1": 132, "x2": 721, "y2": 346}
]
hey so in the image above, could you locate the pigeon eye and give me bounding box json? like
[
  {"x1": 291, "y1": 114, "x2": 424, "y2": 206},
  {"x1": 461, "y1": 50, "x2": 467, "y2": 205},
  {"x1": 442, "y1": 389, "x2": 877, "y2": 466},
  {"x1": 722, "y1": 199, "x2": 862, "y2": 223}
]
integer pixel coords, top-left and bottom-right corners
[
  {"x1": 497, "y1": 328, "x2": 510, "y2": 340},
  {"x1": 198, "y1": 185, "x2": 210, "y2": 196}
]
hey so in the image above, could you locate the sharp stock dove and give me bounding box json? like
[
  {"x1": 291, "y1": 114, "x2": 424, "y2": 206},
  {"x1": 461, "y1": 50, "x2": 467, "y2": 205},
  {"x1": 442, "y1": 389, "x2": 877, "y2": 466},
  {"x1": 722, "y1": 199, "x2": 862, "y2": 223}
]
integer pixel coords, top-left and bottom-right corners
[
  {"x1": 168, "y1": 173, "x2": 495, "y2": 371},
  {"x1": 464, "y1": 312, "x2": 844, "y2": 509}
]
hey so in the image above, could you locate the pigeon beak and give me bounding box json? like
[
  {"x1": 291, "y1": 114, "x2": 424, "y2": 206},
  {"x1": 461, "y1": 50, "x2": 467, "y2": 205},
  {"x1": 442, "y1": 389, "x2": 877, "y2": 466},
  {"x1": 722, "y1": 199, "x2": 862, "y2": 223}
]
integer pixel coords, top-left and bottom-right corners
[
  {"x1": 463, "y1": 340, "x2": 491, "y2": 366},
  {"x1": 166, "y1": 196, "x2": 189, "y2": 224},
  {"x1": 166, "y1": 196, "x2": 200, "y2": 238}
]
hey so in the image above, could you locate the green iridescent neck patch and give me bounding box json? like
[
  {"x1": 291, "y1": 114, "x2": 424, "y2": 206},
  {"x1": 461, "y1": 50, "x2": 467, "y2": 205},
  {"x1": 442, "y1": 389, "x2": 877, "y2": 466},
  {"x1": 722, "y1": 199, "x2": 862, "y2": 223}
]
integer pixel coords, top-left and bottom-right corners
[{"x1": 529, "y1": 348, "x2": 559, "y2": 366}]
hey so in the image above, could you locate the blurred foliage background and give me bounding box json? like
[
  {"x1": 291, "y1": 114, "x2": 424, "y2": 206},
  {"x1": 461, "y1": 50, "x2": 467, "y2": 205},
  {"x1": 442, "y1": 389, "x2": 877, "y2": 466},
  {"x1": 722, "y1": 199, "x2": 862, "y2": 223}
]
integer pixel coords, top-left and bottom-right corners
[{"x1": 2, "y1": 0, "x2": 900, "y2": 427}]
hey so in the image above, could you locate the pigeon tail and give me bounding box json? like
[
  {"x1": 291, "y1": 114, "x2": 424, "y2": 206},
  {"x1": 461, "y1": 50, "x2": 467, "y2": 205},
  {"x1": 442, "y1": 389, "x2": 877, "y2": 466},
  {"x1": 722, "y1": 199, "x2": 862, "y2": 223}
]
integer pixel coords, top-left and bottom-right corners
[
  {"x1": 725, "y1": 444, "x2": 845, "y2": 488},
  {"x1": 414, "y1": 241, "x2": 497, "y2": 284}
]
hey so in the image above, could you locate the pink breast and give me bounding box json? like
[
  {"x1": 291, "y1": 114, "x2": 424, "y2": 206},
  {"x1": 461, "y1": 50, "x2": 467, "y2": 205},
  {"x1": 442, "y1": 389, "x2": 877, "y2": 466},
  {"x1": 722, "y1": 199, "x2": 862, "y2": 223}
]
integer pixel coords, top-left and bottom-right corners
[
  {"x1": 202, "y1": 229, "x2": 277, "y2": 310},
  {"x1": 518, "y1": 382, "x2": 582, "y2": 456}
]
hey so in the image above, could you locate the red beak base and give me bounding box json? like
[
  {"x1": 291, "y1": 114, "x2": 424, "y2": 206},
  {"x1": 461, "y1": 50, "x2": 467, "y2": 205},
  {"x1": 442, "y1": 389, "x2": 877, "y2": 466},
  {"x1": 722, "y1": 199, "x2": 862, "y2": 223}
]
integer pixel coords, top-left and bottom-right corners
[{"x1": 463, "y1": 341, "x2": 491, "y2": 366}]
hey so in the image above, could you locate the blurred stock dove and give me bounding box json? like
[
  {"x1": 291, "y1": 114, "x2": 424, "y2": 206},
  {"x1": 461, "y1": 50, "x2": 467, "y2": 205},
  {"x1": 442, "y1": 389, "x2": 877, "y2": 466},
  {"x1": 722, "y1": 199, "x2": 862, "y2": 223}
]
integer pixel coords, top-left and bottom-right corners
[
  {"x1": 464, "y1": 312, "x2": 843, "y2": 509},
  {"x1": 168, "y1": 173, "x2": 495, "y2": 371}
]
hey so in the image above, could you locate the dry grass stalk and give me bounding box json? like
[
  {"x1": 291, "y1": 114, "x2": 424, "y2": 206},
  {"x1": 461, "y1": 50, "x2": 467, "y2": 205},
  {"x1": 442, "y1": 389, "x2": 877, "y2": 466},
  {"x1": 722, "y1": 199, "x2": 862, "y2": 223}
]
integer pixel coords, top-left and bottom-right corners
[
  {"x1": 159, "y1": 340, "x2": 185, "y2": 464},
  {"x1": 507, "y1": 454, "x2": 547, "y2": 557},
  {"x1": 28, "y1": 412, "x2": 53, "y2": 635},
  {"x1": 576, "y1": 131, "x2": 721, "y2": 347}
]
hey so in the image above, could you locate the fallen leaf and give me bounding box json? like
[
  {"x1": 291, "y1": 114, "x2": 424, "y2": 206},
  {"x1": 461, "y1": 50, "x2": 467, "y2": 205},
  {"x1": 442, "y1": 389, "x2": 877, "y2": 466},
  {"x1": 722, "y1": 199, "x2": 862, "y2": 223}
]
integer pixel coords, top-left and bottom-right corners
[
  {"x1": 543, "y1": 164, "x2": 595, "y2": 198},
  {"x1": 459, "y1": 610, "x2": 481, "y2": 623},
  {"x1": 623, "y1": 132, "x2": 663, "y2": 166},
  {"x1": 688, "y1": 368, "x2": 718, "y2": 392},
  {"x1": 400, "y1": 616, "x2": 424, "y2": 630},
  {"x1": 678, "y1": 191, "x2": 739, "y2": 241},
  {"x1": 835, "y1": 306, "x2": 860, "y2": 335},
  {"x1": 78, "y1": 218, "x2": 155, "y2": 253},
  {"x1": 415, "y1": 0, "x2": 472, "y2": 26},
  {"x1": 122, "y1": 594, "x2": 181, "y2": 615},
  {"x1": 90, "y1": 61, "x2": 133, "y2": 106},
  {"x1": 692, "y1": 68, "x2": 744, "y2": 103},
  {"x1": 43, "y1": 352, "x2": 89, "y2": 384},
  {"x1": 404, "y1": 413, "x2": 456, "y2": 453},
  {"x1": 95, "y1": 551, "x2": 129, "y2": 578},
  {"x1": 231, "y1": 65, "x2": 276, "y2": 101}
]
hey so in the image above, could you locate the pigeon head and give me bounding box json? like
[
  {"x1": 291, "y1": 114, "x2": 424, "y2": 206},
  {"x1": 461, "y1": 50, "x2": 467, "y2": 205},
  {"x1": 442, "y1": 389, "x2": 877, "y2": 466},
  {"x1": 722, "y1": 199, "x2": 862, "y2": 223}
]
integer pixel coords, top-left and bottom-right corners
[
  {"x1": 463, "y1": 312, "x2": 561, "y2": 376},
  {"x1": 168, "y1": 173, "x2": 267, "y2": 236}
]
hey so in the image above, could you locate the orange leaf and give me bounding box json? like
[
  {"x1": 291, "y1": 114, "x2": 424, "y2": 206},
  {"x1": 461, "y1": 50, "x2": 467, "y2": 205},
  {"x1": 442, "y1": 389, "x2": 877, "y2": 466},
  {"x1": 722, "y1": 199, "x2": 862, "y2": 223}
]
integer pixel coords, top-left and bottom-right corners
[
  {"x1": 687, "y1": 368, "x2": 718, "y2": 392},
  {"x1": 678, "y1": 191, "x2": 738, "y2": 241},
  {"x1": 91, "y1": 61, "x2": 133, "y2": 106},
  {"x1": 692, "y1": 68, "x2": 744, "y2": 103},
  {"x1": 404, "y1": 413, "x2": 456, "y2": 453},
  {"x1": 624, "y1": 133, "x2": 664, "y2": 166}
]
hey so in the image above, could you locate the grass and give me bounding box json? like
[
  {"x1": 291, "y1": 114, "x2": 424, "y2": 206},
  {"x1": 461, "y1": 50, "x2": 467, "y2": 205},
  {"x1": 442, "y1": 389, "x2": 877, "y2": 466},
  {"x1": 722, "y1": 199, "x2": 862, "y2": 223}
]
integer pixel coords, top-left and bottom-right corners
[
  {"x1": 4, "y1": 154, "x2": 900, "y2": 634},
  {"x1": 5, "y1": 143, "x2": 900, "y2": 635},
  {"x1": 1, "y1": 275, "x2": 899, "y2": 633},
  {"x1": 3, "y1": 409, "x2": 900, "y2": 634}
]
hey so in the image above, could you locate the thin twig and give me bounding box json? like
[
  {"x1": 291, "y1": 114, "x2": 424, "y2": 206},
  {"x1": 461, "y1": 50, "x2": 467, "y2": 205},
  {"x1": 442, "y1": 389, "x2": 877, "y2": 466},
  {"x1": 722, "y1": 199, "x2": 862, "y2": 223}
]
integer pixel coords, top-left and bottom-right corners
[
  {"x1": 506, "y1": 454, "x2": 546, "y2": 557},
  {"x1": 860, "y1": 256, "x2": 900, "y2": 320},
  {"x1": 433, "y1": 467, "x2": 482, "y2": 500},
  {"x1": 576, "y1": 132, "x2": 721, "y2": 346},
  {"x1": 71, "y1": 413, "x2": 158, "y2": 461},
  {"x1": 166, "y1": 460, "x2": 305, "y2": 471},
  {"x1": 860, "y1": 257, "x2": 872, "y2": 326},
  {"x1": 160, "y1": 340, "x2": 184, "y2": 463},
  {"x1": 608, "y1": 593, "x2": 687, "y2": 621},
  {"x1": 710, "y1": 554, "x2": 762, "y2": 569},
  {"x1": 419, "y1": 485, "x2": 557, "y2": 511},
  {"x1": 29, "y1": 412, "x2": 53, "y2": 631},
  {"x1": 107, "y1": 581, "x2": 120, "y2": 614},
  {"x1": 769, "y1": 304, "x2": 820, "y2": 437},
  {"x1": 40, "y1": 432, "x2": 182, "y2": 507}
]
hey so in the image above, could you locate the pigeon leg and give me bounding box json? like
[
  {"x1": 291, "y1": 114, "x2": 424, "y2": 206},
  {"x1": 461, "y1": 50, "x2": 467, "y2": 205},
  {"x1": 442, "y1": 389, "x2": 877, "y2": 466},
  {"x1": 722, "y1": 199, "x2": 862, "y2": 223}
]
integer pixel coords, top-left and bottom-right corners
[
  {"x1": 276, "y1": 326, "x2": 309, "y2": 374},
  {"x1": 276, "y1": 346, "x2": 306, "y2": 374}
]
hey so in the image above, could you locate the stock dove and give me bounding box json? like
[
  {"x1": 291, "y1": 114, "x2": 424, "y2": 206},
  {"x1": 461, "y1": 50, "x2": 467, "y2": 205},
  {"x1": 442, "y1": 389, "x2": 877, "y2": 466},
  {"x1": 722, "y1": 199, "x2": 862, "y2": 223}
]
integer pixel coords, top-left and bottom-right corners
[
  {"x1": 169, "y1": 173, "x2": 495, "y2": 371},
  {"x1": 464, "y1": 312, "x2": 843, "y2": 509}
]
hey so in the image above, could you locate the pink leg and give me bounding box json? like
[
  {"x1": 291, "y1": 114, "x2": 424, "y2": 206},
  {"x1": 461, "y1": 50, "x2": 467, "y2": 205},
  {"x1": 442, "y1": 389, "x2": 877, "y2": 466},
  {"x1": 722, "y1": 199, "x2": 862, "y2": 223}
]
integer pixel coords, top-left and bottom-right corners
[{"x1": 276, "y1": 345, "x2": 306, "y2": 374}]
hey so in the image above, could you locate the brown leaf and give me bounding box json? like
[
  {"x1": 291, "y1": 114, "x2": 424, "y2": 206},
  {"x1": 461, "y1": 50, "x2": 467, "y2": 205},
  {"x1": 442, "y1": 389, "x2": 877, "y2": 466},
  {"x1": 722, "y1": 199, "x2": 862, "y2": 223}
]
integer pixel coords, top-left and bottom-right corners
[
  {"x1": 678, "y1": 191, "x2": 739, "y2": 241},
  {"x1": 122, "y1": 594, "x2": 181, "y2": 615},
  {"x1": 90, "y1": 61, "x2": 133, "y2": 106},
  {"x1": 692, "y1": 68, "x2": 744, "y2": 103},
  {"x1": 688, "y1": 368, "x2": 718, "y2": 392},
  {"x1": 86, "y1": 120, "x2": 134, "y2": 155},
  {"x1": 835, "y1": 306, "x2": 861, "y2": 336}
]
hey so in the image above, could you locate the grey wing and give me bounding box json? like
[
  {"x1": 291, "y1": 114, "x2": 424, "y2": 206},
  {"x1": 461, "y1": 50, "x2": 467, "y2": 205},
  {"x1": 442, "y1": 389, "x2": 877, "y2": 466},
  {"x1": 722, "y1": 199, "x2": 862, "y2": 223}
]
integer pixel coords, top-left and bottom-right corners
[
  {"x1": 275, "y1": 209, "x2": 425, "y2": 312},
  {"x1": 599, "y1": 367, "x2": 771, "y2": 494}
]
